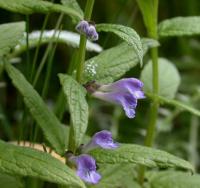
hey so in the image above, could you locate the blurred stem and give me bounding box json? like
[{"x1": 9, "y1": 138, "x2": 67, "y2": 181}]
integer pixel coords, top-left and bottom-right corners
[
  {"x1": 41, "y1": 34, "x2": 59, "y2": 98},
  {"x1": 26, "y1": 15, "x2": 30, "y2": 79},
  {"x1": 138, "y1": 0, "x2": 159, "y2": 185},
  {"x1": 69, "y1": 0, "x2": 95, "y2": 152},
  {"x1": 31, "y1": 14, "x2": 50, "y2": 82},
  {"x1": 33, "y1": 14, "x2": 64, "y2": 87},
  {"x1": 76, "y1": 0, "x2": 95, "y2": 83},
  {"x1": 189, "y1": 115, "x2": 199, "y2": 171}
]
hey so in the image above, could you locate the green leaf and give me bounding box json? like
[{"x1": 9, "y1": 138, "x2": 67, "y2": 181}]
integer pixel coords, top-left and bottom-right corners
[
  {"x1": 0, "y1": 172, "x2": 24, "y2": 188},
  {"x1": 149, "y1": 171, "x2": 200, "y2": 188},
  {"x1": 147, "y1": 94, "x2": 200, "y2": 117},
  {"x1": 61, "y1": 0, "x2": 83, "y2": 17},
  {"x1": 136, "y1": 0, "x2": 158, "y2": 37},
  {"x1": 96, "y1": 24, "x2": 143, "y2": 66},
  {"x1": 13, "y1": 30, "x2": 102, "y2": 57},
  {"x1": 0, "y1": 140, "x2": 85, "y2": 188},
  {"x1": 5, "y1": 63, "x2": 66, "y2": 155},
  {"x1": 0, "y1": 22, "x2": 25, "y2": 57},
  {"x1": 0, "y1": 0, "x2": 82, "y2": 21},
  {"x1": 90, "y1": 164, "x2": 141, "y2": 188},
  {"x1": 84, "y1": 38, "x2": 159, "y2": 84},
  {"x1": 59, "y1": 74, "x2": 88, "y2": 149},
  {"x1": 141, "y1": 58, "x2": 181, "y2": 99},
  {"x1": 89, "y1": 144, "x2": 194, "y2": 172},
  {"x1": 158, "y1": 16, "x2": 200, "y2": 37}
]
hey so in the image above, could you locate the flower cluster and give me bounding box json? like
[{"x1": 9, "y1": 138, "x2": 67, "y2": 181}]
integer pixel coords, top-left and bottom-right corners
[
  {"x1": 85, "y1": 78, "x2": 145, "y2": 118},
  {"x1": 67, "y1": 130, "x2": 118, "y2": 184},
  {"x1": 76, "y1": 20, "x2": 99, "y2": 41}
]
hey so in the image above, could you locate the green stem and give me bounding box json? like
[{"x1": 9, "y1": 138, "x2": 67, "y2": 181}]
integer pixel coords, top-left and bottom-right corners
[
  {"x1": 25, "y1": 15, "x2": 30, "y2": 79},
  {"x1": 68, "y1": 0, "x2": 95, "y2": 152},
  {"x1": 76, "y1": 0, "x2": 95, "y2": 83},
  {"x1": 138, "y1": 1, "x2": 159, "y2": 184},
  {"x1": 31, "y1": 14, "x2": 50, "y2": 82},
  {"x1": 144, "y1": 47, "x2": 159, "y2": 147},
  {"x1": 76, "y1": 35, "x2": 87, "y2": 82}
]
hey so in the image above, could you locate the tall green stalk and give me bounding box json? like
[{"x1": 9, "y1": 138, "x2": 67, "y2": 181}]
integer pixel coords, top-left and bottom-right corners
[
  {"x1": 68, "y1": 0, "x2": 95, "y2": 152},
  {"x1": 138, "y1": 0, "x2": 159, "y2": 184},
  {"x1": 76, "y1": 0, "x2": 95, "y2": 83}
]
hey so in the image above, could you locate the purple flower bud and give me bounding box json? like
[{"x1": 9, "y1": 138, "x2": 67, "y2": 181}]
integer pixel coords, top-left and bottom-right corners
[
  {"x1": 76, "y1": 20, "x2": 89, "y2": 35},
  {"x1": 82, "y1": 130, "x2": 119, "y2": 152},
  {"x1": 91, "y1": 78, "x2": 145, "y2": 118},
  {"x1": 86, "y1": 25, "x2": 99, "y2": 41},
  {"x1": 70, "y1": 154, "x2": 101, "y2": 184},
  {"x1": 76, "y1": 20, "x2": 99, "y2": 41}
]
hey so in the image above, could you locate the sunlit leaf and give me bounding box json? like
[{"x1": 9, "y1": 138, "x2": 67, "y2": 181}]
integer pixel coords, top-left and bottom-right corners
[{"x1": 0, "y1": 140, "x2": 85, "y2": 188}]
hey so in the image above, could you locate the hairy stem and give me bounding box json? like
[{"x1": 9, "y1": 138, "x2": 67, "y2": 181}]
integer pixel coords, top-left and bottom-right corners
[
  {"x1": 76, "y1": 0, "x2": 95, "y2": 83},
  {"x1": 138, "y1": 0, "x2": 159, "y2": 184},
  {"x1": 68, "y1": 0, "x2": 95, "y2": 152}
]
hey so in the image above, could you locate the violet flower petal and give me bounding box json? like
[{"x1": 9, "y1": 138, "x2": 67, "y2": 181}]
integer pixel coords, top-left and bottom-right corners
[
  {"x1": 74, "y1": 154, "x2": 101, "y2": 184},
  {"x1": 93, "y1": 91, "x2": 137, "y2": 118},
  {"x1": 92, "y1": 130, "x2": 119, "y2": 149},
  {"x1": 99, "y1": 78, "x2": 145, "y2": 99}
]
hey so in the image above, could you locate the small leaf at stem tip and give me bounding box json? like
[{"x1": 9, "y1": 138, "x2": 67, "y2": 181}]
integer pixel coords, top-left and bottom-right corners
[{"x1": 96, "y1": 24, "x2": 143, "y2": 66}]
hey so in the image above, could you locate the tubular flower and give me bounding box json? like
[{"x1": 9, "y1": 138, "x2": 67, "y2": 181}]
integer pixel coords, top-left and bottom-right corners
[
  {"x1": 82, "y1": 130, "x2": 119, "y2": 153},
  {"x1": 90, "y1": 78, "x2": 145, "y2": 118},
  {"x1": 76, "y1": 20, "x2": 98, "y2": 41},
  {"x1": 70, "y1": 154, "x2": 101, "y2": 184}
]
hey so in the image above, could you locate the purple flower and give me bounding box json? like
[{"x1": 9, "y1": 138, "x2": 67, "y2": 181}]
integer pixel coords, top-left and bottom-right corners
[
  {"x1": 70, "y1": 154, "x2": 101, "y2": 184},
  {"x1": 82, "y1": 130, "x2": 119, "y2": 152},
  {"x1": 91, "y1": 78, "x2": 145, "y2": 118},
  {"x1": 76, "y1": 20, "x2": 98, "y2": 41}
]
